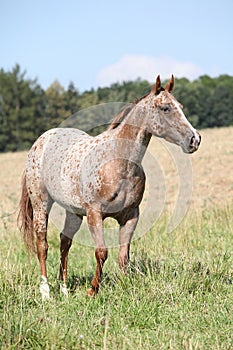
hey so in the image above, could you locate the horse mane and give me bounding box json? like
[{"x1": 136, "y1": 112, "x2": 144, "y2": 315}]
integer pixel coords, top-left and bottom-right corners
[{"x1": 108, "y1": 91, "x2": 151, "y2": 130}]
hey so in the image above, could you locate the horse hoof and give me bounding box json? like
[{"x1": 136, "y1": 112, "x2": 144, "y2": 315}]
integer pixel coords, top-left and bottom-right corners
[
  {"x1": 41, "y1": 292, "x2": 50, "y2": 301},
  {"x1": 87, "y1": 288, "x2": 97, "y2": 297},
  {"x1": 40, "y1": 276, "x2": 50, "y2": 301},
  {"x1": 40, "y1": 284, "x2": 50, "y2": 301},
  {"x1": 60, "y1": 283, "x2": 69, "y2": 297}
]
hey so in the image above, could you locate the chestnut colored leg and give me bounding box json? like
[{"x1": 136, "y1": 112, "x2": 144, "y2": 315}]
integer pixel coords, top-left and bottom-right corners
[
  {"x1": 118, "y1": 208, "x2": 139, "y2": 272},
  {"x1": 59, "y1": 212, "x2": 82, "y2": 294},
  {"x1": 33, "y1": 209, "x2": 50, "y2": 300},
  {"x1": 86, "y1": 208, "x2": 108, "y2": 296}
]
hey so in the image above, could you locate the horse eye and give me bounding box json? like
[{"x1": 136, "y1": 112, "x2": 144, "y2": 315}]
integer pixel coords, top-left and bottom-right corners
[{"x1": 161, "y1": 105, "x2": 170, "y2": 113}]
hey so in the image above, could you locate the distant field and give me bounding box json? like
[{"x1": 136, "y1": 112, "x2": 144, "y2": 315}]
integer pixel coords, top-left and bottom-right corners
[
  {"x1": 0, "y1": 126, "x2": 232, "y2": 232},
  {"x1": 0, "y1": 127, "x2": 232, "y2": 349}
]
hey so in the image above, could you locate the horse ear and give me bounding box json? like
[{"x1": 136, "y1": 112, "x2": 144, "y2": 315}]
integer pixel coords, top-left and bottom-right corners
[
  {"x1": 165, "y1": 74, "x2": 175, "y2": 93},
  {"x1": 152, "y1": 75, "x2": 161, "y2": 95}
]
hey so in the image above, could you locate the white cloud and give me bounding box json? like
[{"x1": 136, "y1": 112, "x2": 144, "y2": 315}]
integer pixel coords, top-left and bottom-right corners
[{"x1": 96, "y1": 54, "x2": 203, "y2": 87}]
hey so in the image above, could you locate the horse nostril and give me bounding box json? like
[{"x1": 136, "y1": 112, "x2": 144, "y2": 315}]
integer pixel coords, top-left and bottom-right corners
[{"x1": 190, "y1": 135, "x2": 195, "y2": 147}]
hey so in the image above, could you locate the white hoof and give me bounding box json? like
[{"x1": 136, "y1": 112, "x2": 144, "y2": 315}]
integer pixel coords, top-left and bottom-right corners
[
  {"x1": 60, "y1": 283, "x2": 69, "y2": 297},
  {"x1": 40, "y1": 276, "x2": 50, "y2": 301}
]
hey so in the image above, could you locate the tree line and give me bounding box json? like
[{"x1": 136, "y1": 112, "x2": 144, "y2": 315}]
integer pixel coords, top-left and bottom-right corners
[{"x1": 0, "y1": 64, "x2": 232, "y2": 152}]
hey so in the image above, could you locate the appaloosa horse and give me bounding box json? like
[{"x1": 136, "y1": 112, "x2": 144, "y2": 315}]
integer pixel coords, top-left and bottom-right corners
[{"x1": 18, "y1": 75, "x2": 201, "y2": 300}]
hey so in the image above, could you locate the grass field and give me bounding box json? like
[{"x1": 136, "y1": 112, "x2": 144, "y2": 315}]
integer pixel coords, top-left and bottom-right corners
[{"x1": 0, "y1": 127, "x2": 232, "y2": 349}]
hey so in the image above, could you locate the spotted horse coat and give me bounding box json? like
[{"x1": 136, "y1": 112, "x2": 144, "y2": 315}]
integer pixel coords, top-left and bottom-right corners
[{"x1": 18, "y1": 75, "x2": 201, "y2": 300}]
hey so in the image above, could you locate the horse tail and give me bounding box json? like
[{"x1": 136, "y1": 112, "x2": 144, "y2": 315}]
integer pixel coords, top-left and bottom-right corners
[{"x1": 17, "y1": 173, "x2": 35, "y2": 253}]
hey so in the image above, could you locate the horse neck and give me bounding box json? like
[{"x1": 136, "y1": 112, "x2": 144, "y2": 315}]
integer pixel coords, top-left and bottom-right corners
[{"x1": 111, "y1": 104, "x2": 152, "y2": 163}]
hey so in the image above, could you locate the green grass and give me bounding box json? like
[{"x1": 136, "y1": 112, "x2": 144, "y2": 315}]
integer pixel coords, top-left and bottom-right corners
[{"x1": 0, "y1": 205, "x2": 232, "y2": 349}]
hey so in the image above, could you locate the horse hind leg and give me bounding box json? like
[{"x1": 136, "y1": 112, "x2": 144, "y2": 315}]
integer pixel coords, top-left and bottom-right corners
[
  {"x1": 33, "y1": 207, "x2": 50, "y2": 300},
  {"x1": 59, "y1": 211, "x2": 83, "y2": 296}
]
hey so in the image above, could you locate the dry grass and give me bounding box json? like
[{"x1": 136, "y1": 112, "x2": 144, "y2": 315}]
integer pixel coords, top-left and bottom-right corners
[
  {"x1": 192, "y1": 127, "x2": 233, "y2": 207},
  {"x1": 148, "y1": 126, "x2": 233, "y2": 210},
  {"x1": 0, "y1": 151, "x2": 26, "y2": 232},
  {"x1": 0, "y1": 127, "x2": 232, "y2": 350},
  {"x1": 0, "y1": 127, "x2": 232, "y2": 232}
]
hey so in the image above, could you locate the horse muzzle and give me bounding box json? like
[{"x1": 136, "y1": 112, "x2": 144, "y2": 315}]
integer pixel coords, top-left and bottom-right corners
[{"x1": 183, "y1": 132, "x2": 201, "y2": 154}]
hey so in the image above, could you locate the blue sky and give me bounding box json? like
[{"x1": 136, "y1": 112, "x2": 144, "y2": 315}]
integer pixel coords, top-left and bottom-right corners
[{"x1": 1, "y1": 0, "x2": 233, "y2": 91}]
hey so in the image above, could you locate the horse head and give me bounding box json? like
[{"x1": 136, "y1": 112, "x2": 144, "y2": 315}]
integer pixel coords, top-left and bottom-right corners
[{"x1": 145, "y1": 75, "x2": 201, "y2": 153}]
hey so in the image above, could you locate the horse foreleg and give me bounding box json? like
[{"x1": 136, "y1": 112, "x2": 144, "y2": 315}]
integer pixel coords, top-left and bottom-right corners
[
  {"x1": 59, "y1": 212, "x2": 82, "y2": 296},
  {"x1": 34, "y1": 210, "x2": 50, "y2": 300},
  {"x1": 86, "y1": 208, "x2": 108, "y2": 297},
  {"x1": 118, "y1": 208, "x2": 139, "y2": 273},
  {"x1": 87, "y1": 246, "x2": 108, "y2": 297}
]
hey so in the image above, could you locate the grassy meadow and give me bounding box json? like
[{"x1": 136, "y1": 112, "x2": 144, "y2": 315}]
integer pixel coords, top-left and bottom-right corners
[{"x1": 0, "y1": 127, "x2": 233, "y2": 349}]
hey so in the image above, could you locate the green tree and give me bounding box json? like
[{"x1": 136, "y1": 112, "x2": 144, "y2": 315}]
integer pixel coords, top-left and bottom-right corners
[
  {"x1": 0, "y1": 64, "x2": 46, "y2": 151},
  {"x1": 0, "y1": 66, "x2": 233, "y2": 153},
  {"x1": 210, "y1": 84, "x2": 233, "y2": 127},
  {"x1": 65, "y1": 81, "x2": 80, "y2": 116},
  {"x1": 45, "y1": 80, "x2": 69, "y2": 128}
]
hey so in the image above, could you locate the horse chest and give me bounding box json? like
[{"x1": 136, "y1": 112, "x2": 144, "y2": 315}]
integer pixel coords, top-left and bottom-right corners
[{"x1": 96, "y1": 170, "x2": 145, "y2": 217}]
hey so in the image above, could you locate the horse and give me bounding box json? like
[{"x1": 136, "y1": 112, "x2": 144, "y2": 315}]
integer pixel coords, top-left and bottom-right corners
[{"x1": 18, "y1": 75, "x2": 201, "y2": 300}]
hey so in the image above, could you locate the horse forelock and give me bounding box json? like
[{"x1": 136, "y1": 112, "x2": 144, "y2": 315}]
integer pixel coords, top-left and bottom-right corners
[{"x1": 155, "y1": 90, "x2": 182, "y2": 107}]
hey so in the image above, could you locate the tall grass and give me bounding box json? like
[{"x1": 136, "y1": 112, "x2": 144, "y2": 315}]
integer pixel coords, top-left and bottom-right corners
[{"x1": 0, "y1": 205, "x2": 232, "y2": 349}]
